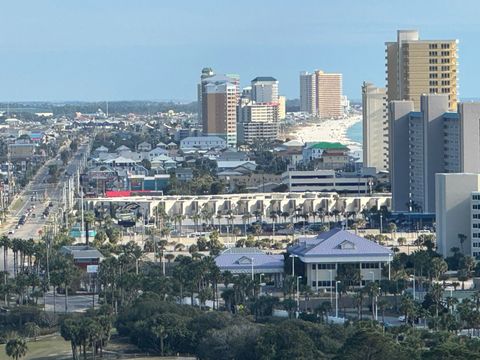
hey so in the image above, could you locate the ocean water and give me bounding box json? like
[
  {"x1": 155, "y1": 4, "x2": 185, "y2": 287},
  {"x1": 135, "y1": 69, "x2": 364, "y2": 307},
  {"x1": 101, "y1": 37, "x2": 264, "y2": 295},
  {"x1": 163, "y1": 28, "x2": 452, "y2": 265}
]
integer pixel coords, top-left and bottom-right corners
[{"x1": 346, "y1": 121, "x2": 362, "y2": 144}]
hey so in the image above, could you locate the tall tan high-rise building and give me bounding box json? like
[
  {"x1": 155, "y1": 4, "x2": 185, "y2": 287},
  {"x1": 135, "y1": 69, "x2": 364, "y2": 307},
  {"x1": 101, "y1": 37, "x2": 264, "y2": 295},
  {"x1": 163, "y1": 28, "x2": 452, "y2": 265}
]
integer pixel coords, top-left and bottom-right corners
[
  {"x1": 299, "y1": 70, "x2": 343, "y2": 118},
  {"x1": 315, "y1": 70, "x2": 343, "y2": 119},
  {"x1": 386, "y1": 30, "x2": 458, "y2": 110},
  {"x1": 201, "y1": 74, "x2": 239, "y2": 148}
]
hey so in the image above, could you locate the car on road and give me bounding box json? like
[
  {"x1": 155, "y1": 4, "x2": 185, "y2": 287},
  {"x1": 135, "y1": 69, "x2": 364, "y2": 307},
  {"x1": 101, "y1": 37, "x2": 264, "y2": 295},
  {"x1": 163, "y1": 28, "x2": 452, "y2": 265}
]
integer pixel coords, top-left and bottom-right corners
[{"x1": 8, "y1": 230, "x2": 14, "y2": 235}]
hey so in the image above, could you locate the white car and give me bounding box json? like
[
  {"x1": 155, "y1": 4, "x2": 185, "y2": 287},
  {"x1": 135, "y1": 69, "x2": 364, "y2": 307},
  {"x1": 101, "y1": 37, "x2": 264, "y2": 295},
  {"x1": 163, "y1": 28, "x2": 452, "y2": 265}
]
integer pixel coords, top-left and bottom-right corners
[{"x1": 398, "y1": 315, "x2": 406, "y2": 322}]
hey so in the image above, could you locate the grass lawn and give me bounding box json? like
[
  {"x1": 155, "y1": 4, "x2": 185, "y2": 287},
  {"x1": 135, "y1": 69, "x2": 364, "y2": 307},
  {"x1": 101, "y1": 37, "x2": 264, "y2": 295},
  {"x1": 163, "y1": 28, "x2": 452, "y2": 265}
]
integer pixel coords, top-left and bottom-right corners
[
  {"x1": 0, "y1": 335, "x2": 71, "y2": 360},
  {"x1": 0, "y1": 334, "x2": 194, "y2": 360}
]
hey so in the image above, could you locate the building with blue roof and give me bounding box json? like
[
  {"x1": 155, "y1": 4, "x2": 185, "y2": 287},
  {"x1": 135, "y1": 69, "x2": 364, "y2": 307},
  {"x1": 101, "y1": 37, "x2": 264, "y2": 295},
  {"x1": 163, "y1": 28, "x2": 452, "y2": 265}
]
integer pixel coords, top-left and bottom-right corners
[
  {"x1": 215, "y1": 247, "x2": 284, "y2": 287},
  {"x1": 288, "y1": 229, "x2": 392, "y2": 291}
]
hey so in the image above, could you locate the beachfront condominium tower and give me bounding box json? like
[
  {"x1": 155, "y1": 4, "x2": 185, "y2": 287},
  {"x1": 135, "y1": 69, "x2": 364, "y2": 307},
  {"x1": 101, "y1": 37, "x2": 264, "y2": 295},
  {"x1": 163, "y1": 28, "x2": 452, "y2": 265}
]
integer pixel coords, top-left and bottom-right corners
[
  {"x1": 315, "y1": 70, "x2": 343, "y2": 119},
  {"x1": 251, "y1": 77, "x2": 279, "y2": 103},
  {"x1": 386, "y1": 30, "x2": 458, "y2": 111},
  {"x1": 237, "y1": 99, "x2": 279, "y2": 144},
  {"x1": 201, "y1": 73, "x2": 240, "y2": 148},
  {"x1": 362, "y1": 82, "x2": 388, "y2": 172},
  {"x1": 300, "y1": 71, "x2": 316, "y2": 114},
  {"x1": 299, "y1": 70, "x2": 343, "y2": 118},
  {"x1": 389, "y1": 94, "x2": 480, "y2": 213},
  {"x1": 197, "y1": 67, "x2": 215, "y2": 121},
  {"x1": 435, "y1": 173, "x2": 480, "y2": 258}
]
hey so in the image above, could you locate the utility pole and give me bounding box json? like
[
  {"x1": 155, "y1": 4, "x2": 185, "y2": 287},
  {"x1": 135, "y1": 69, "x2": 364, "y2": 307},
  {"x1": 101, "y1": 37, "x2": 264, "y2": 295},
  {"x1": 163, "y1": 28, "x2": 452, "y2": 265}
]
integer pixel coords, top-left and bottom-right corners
[{"x1": 80, "y1": 186, "x2": 85, "y2": 244}]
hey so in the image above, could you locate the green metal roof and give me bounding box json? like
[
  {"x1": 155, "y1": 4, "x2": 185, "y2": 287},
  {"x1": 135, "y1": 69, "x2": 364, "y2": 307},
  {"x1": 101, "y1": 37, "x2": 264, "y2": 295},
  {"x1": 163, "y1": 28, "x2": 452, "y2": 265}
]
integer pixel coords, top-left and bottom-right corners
[{"x1": 309, "y1": 142, "x2": 348, "y2": 150}]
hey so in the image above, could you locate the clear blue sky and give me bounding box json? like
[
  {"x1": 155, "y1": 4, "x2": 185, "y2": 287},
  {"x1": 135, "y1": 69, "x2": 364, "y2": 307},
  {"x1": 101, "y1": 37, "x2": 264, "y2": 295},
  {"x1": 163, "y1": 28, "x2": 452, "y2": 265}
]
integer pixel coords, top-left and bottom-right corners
[{"x1": 1, "y1": 0, "x2": 479, "y2": 102}]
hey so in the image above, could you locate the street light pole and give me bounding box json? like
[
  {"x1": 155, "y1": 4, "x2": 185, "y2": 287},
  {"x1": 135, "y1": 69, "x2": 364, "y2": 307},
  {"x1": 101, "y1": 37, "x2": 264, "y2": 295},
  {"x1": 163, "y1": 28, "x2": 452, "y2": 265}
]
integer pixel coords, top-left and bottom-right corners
[
  {"x1": 296, "y1": 275, "x2": 302, "y2": 316},
  {"x1": 369, "y1": 271, "x2": 376, "y2": 321},
  {"x1": 251, "y1": 257, "x2": 254, "y2": 281},
  {"x1": 289, "y1": 254, "x2": 297, "y2": 277},
  {"x1": 259, "y1": 273, "x2": 264, "y2": 295},
  {"x1": 412, "y1": 275, "x2": 416, "y2": 301},
  {"x1": 329, "y1": 269, "x2": 333, "y2": 307},
  {"x1": 388, "y1": 254, "x2": 391, "y2": 281},
  {"x1": 335, "y1": 281, "x2": 340, "y2": 318}
]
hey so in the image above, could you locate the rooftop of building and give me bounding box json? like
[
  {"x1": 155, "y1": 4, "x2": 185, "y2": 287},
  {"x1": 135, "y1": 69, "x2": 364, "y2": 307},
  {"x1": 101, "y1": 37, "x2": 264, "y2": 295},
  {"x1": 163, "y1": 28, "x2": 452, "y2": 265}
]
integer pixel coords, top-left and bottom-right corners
[
  {"x1": 288, "y1": 228, "x2": 392, "y2": 257},
  {"x1": 251, "y1": 76, "x2": 277, "y2": 82},
  {"x1": 308, "y1": 142, "x2": 349, "y2": 150},
  {"x1": 215, "y1": 247, "x2": 284, "y2": 270},
  {"x1": 282, "y1": 139, "x2": 304, "y2": 147},
  {"x1": 181, "y1": 136, "x2": 225, "y2": 142},
  {"x1": 60, "y1": 245, "x2": 104, "y2": 260}
]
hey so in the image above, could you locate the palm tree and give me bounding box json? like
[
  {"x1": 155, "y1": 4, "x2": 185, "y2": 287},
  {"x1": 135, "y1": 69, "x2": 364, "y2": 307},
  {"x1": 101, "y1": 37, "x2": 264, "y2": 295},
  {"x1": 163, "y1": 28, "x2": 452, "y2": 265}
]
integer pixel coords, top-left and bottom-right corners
[
  {"x1": 152, "y1": 325, "x2": 167, "y2": 356},
  {"x1": 0, "y1": 235, "x2": 10, "y2": 274},
  {"x1": 221, "y1": 288, "x2": 235, "y2": 313},
  {"x1": 315, "y1": 301, "x2": 332, "y2": 323},
  {"x1": 190, "y1": 213, "x2": 201, "y2": 232},
  {"x1": 352, "y1": 291, "x2": 365, "y2": 319},
  {"x1": 174, "y1": 243, "x2": 185, "y2": 252},
  {"x1": 366, "y1": 282, "x2": 380, "y2": 320},
  {"x1": 445, "y1": 296, "x2": 459, "y2": 314},
  {"x1": 174, "y1": 214, "x2": 185, "y2": 234},
  {"x1": 225, "y1": 211, "x2": 235, "y2": 237},
  {"x1": 215, "y1": 212, "x2": 223, "y2": 234},
  {"x1": 233, "y1": 227, "x2": 241, "y2": 243},
  {"x1": 316, "y1": 208, "x2": 326, "y2": 224},
  {"x1": 400, "y1": 294, "x2": 416, "y2": 325},
  {"x1": 377, "y1": 299, "x2": 389, "y2": 323},
  {"x1": 253, "y1": 209, "x2": 262, "y2": 223},
  {"x1": 84, "y1": 211, "x2": 96, "y2": 245},
  {"x1": 24, "y1": 322, "x2": 40, "y2": 341},
  {"x1": 429, "y1": 283, "x2": 444, "y2": 329},
  {"x1": 11, "y1": 238, "x2": 23, "y2": 277},
  {"x1": 387, "y1": 223, "x2": 397, "y2": 241},
  {"x1": 241, "y1": 213, "x2": 251, "y2": 235},
  {"x1": 165, "y1": 253, "x2": 175, "y2": 263},
  {"x1": 458, "y1": 233, "x2": 467, "y2": 254},
  {"x1": 5, "y1": 338, "x2": 28, "y2": 360},
  {"x1": 269, "y1": 212, "x2": 278, "y2": 238}
]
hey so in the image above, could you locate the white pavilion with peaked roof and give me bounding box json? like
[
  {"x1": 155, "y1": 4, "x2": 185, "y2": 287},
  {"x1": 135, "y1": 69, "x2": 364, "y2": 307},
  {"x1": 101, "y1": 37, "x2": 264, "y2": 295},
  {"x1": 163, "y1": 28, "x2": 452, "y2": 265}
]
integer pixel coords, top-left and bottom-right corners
[{"x1": 288, "y1": 229, "x2": 392, "y2": 291}]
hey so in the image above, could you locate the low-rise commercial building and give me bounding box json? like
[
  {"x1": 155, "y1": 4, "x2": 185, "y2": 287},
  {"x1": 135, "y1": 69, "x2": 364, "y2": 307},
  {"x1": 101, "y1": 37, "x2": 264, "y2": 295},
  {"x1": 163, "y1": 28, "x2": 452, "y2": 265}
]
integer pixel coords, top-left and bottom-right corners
[
  {"x1": 303, "y1": 142, "x2": 349, "y2": 163},
  {"x1": 215, "y1": 247, "x2": 284, "y2": 286},
  {"x1": 288, "y1": 229, "x2": 392, "y2": 291},
  {"x1": 180, "y1": 136, "x2": 227, "y2": 150},
  {"x1": 8, "y1": 143, "x2": 35, "y2": 159},
  {"x1": 127, "y1": 174, "x2": 170, "y2": 191}
]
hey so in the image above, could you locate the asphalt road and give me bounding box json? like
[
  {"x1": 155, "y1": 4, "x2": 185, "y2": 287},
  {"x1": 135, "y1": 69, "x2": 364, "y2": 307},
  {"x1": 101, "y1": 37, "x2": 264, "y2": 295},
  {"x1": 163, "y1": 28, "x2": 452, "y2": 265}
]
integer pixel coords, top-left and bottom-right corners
[
  {"x1": 0, "y1": 140, "x2": 91, "y2": 273},
  {"x1": 43, "y1": 291, "x2": 99, "y2": 313}
]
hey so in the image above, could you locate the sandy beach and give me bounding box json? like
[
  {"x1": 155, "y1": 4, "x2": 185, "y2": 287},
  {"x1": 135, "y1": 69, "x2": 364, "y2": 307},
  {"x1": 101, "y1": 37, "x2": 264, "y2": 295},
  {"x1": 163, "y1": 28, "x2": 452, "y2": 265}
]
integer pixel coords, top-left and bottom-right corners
[{"x1": 286, "y1": 114, "x2": 362, "y2": 152}]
